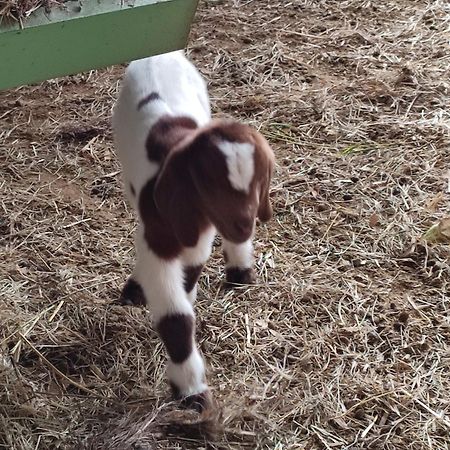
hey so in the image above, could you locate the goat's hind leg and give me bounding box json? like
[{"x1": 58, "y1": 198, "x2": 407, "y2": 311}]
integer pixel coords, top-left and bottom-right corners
[
  {"x1": 119, "y1": 277, "x2": 146, "y2": 306},
  {"x1": 181, "y1": 226, "x2": 216, "y2": 304},
  {"x1": 222, "y1": 238, "x2": 256, "y2": 286},
  {"x1": 118, "y1": 223, "x2": 148, "y2": 307}
]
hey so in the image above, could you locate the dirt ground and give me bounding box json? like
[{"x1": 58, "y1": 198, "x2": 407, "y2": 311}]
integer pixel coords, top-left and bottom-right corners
[{"x1": 1, "y1": 0, "x2": 450, "y2": 449}]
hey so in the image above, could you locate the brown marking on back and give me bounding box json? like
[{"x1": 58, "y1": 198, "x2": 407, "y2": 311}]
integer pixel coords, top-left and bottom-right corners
[
  {"x1": 130, "y1": 183, "x2": 136, "y2": 197},
  {"x1": 157, "y1": 313, "x2": 194, "y2": 364},
  {"x1": 183, "y1": 265, "x2": 203, "y2": 293},
  {"x1": 137, "y1": 91, "x2": 161, "y2": 110},
  {"x1": 146, "y1": 116, "x2": 198, "y2": 162}
]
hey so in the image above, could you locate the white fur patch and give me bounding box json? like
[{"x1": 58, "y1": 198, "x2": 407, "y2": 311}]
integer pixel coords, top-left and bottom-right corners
[
  {"x1": 167, "y1": 350, "x2": 207, "y2": 396},
  {"x1": 181, "y1": 226, "x2": 216, "y2": 267},
  {"x1": 222, "y1": 238, "x2": 254, "y2": 268},
  {"x1": 217, "y1": 140, "x2": 255, "y2": 193},
  {"x1": 133, "y1": 226, "x2": 194, "y2": 320},
  {"x1": 181, "y1": 226, "x2": 216, "y2": 304}
]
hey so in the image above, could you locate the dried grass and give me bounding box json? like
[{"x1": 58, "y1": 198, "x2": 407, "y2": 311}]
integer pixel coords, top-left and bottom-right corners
[
  {"x1": 0, "y1": 0, "x2": 64, "y2": 22},
  {"x1": 1, "y1": 0, "x2": 450, "y2": 448}
]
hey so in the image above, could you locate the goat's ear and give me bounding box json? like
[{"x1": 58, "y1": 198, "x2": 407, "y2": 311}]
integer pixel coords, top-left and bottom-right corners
[
  {"x1": 253, "y1": 131, "x2": 275, "y2": 222},
  {"x1": 153, "y1": 157, "x2": 200, "y2": 247},
  {"x1": 258, "y1": 175, "x2": 273, "y2": 222}
]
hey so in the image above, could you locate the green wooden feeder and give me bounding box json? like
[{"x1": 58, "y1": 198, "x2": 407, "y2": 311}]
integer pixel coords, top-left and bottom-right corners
[{"x1": 0, "y1": 0, "x2": 199, "y2": 91}]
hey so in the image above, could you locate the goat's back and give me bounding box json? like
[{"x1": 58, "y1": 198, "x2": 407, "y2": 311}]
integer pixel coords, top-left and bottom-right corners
[{"x1": 112, "y1": 51, "x2": 211, "y2": 203}]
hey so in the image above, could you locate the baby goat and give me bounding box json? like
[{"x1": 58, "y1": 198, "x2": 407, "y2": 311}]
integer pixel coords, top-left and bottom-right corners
[{"x1": 112, "y1": 51, "x2": 275, "y2": 412}]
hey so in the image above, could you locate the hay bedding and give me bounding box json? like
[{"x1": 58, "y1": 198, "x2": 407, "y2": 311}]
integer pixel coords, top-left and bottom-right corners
[
  {"x1": 0, "y1": 0, "x2": 449, "y2": 448},
  {"x1": 0, "y1": 0, "x2": 65, "y2": 21}
]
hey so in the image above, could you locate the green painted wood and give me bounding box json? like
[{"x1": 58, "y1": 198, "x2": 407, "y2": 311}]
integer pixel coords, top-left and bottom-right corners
[{"x1": 0, "y1": 0, "x2": 198, "y2": 90}]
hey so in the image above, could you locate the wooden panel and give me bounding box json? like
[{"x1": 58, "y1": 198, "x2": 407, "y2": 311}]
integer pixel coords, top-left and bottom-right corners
[{"x1": 0, "y1": 0, "x2": 198, "y2": 90}]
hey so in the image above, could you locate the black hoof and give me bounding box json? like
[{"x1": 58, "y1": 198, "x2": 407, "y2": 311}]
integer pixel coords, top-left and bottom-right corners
[
  {"x1": 224, "y1": 267, "x2": 256, "y2": 288},
  {"x1": 180, "y1": 391, "x2": 213, "y2": 413},
  {"x1": 170, "y1": 383, "x2": 213, "y2": 413},
  {"x1": 118, "y1": 278, "x2": 146, "y2": 306}
]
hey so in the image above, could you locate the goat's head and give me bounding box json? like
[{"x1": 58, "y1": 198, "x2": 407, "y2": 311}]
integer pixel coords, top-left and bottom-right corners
[{"x1": 154, "y1": 120, "x2": 275, "y2": 246}]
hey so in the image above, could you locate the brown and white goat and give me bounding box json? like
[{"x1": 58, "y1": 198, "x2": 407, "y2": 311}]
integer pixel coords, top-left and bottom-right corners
[{"x1": 112, "y1": 51, "x2": 275, "y2": 412}]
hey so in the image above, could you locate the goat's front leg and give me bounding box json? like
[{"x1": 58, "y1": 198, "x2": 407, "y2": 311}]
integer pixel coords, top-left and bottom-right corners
[
  {"x1": 222, "y1": 238, "x2": 256, "y2": 286},
  {"x1": 132, "y1": 235, "x2": 211, "y2": 412}
]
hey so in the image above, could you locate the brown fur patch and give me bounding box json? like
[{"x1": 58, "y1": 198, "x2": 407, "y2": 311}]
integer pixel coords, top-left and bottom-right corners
[
  {"x1": 209, "y1": 120, "x2": 253, "y2": 144},
  {"x1": 157, "y1": 314, "x2": 194, "y2": 364},
  {"x1": 146, "y1": 116, "x2": 198, "y2": 162},
  {"x1": 250, "y1": 129, "x2": 275, "y2": 222},
  {"x1": 139, "y1": 178, "x2": 184, "y2": 259},
  {"x1": 152, "y1": 146, "x2": 210, "y2": 249},
  {"x1": 183, "y1": 265, "x2": 203, "y2": 293}
]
